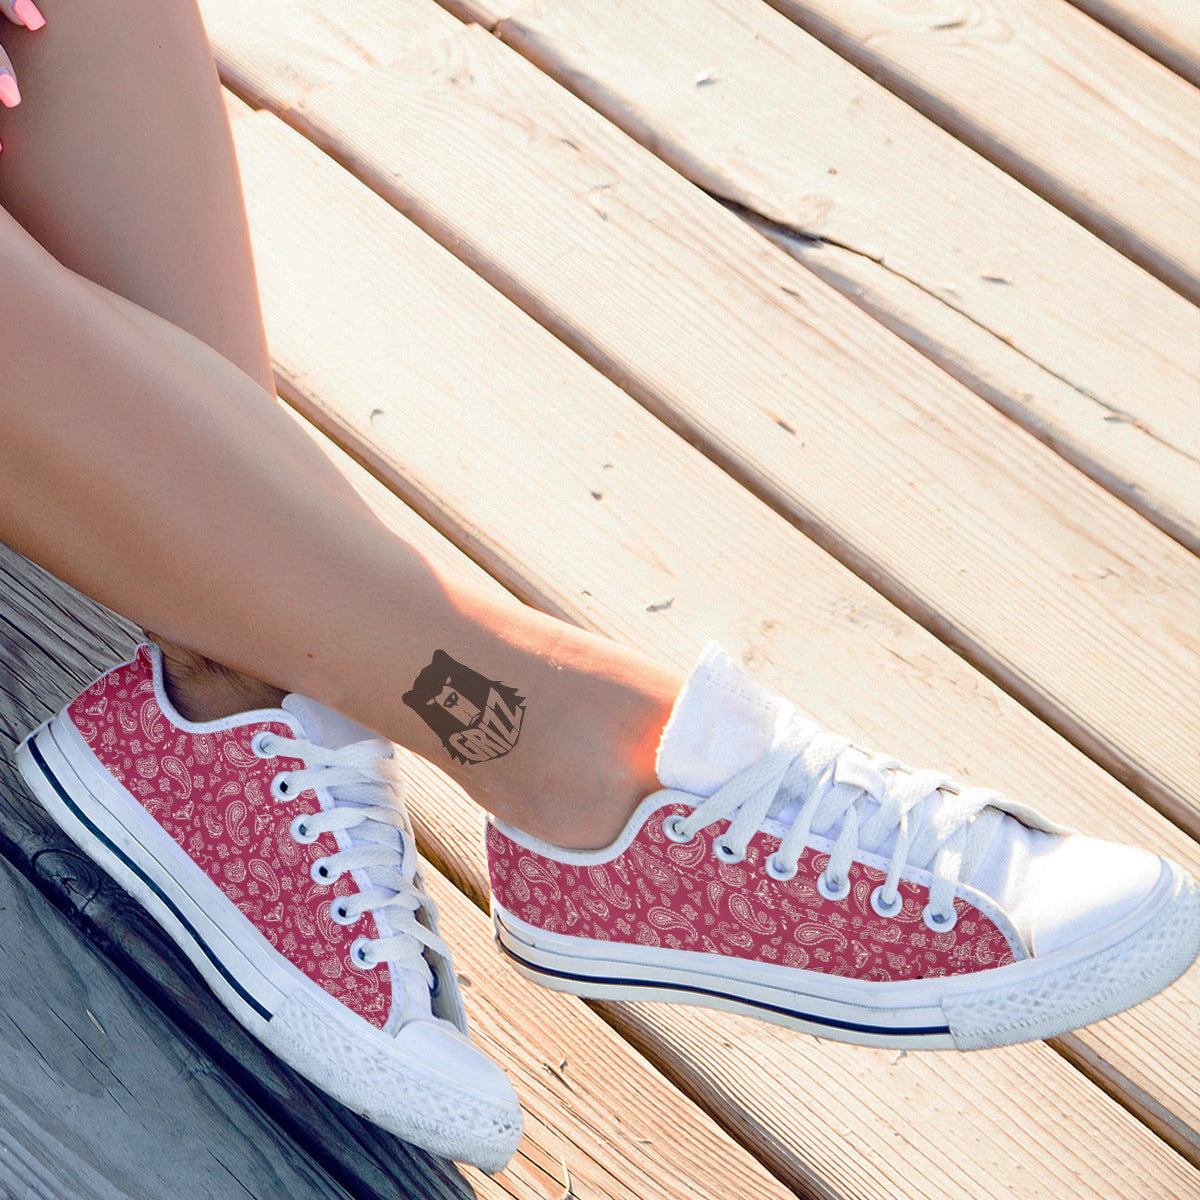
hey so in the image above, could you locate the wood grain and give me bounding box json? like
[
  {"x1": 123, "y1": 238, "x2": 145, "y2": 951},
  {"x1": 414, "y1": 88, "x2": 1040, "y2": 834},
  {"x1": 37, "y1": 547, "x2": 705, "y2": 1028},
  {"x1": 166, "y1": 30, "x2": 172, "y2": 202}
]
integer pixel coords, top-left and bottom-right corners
[
  {"x1": 199, "y1": 0, "x2": 462, "y2": 105},
  {"x1": 422, "y1": 864, "x2": 797, "y2": 1200},
  {"x1": 1066, "y1": 0, "x2": 1200, "y2": 86},
  {"x1": 222, "y1": 107, "x2": 1200, "y2": 1168},
  {"x1": 465, "y1": 0, "x2": 1200, "y2": 551},
  {"x1": 209, "y1": 18, "x2": 1200, "y2": 840},
  {"x1": 763, "y1": 0, "x2": 1200, "y2": 301}
]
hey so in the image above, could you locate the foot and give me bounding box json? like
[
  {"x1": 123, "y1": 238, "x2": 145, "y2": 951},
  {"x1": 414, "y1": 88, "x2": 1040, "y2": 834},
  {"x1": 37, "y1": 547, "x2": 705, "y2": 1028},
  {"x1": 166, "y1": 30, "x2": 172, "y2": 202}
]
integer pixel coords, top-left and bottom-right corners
[
  {"x1": 146, "y1": 632, "x2": 287, "y2": 721},
  {"x1": 17, "y1": 644, "x2": 522, "y2": 1170},
  {"x1": 487, "y1": 644, "x2": 1200, "y2": 1049}
]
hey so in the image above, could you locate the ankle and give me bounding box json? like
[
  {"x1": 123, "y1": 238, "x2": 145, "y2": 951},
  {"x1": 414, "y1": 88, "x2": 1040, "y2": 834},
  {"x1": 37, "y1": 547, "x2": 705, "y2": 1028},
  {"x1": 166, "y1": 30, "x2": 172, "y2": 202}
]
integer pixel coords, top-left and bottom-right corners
[
  {"x1": 483, "y1": 665, "x2": 681, "y2": 851},
  {"x1": 147, "y1": 634, "x2": 287, "y2": 722}
]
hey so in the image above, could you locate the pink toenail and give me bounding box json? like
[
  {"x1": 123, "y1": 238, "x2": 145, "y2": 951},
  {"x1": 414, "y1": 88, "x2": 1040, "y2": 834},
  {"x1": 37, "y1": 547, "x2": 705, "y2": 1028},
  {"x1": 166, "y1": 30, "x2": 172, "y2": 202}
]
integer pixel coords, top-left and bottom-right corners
[
  {"x1": 13, "y1": 0, "x2": 45, "y2": 31},
  {"x1": 0, "y1": 72, "x2": 21, "y2": 108}
]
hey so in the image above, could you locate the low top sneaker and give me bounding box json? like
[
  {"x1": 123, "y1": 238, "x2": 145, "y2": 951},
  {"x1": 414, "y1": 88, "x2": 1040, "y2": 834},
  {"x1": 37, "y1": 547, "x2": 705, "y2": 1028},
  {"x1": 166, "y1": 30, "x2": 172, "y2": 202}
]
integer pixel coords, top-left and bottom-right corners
[
  {"x1": 489, "y1": 644, "x2": 1200, "y2": 1049},
  {"x1": 17, "y1": 645, "x2": 522, "y2": 1171}
]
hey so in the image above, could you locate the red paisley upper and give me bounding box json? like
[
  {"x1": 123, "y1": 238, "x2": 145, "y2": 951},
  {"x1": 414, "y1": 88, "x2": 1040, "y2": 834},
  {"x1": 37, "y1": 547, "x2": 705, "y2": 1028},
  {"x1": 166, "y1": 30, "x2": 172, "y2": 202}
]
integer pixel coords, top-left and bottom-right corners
[
  {"x1": 68, "y1": 647, "x2": 391, "y2": 1027},
  {"x1": 488, "y1": 803, "x2": 1015, "y2": 981}
]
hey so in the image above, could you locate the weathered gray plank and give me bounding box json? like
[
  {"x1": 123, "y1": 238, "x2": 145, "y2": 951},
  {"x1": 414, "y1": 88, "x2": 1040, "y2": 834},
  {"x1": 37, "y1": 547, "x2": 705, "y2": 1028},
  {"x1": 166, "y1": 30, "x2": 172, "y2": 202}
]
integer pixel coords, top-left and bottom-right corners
[
  {"x1": 0, "y1": 847, "x2": 356, "y2": 1200},
  {"x1": 0, "y1": 543, "x2": 477, "y2": 1200}
]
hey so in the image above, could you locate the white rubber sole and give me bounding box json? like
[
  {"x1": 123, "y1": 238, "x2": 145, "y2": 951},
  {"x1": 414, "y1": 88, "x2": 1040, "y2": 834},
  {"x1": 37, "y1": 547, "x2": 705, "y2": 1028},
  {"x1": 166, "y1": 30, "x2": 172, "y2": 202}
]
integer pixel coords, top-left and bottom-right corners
[
  {"x1": 493, "y1": 858, "x2": 1200, "y2": 1050},
  {"x1": 18, "y1": 715, "x2": 522, "y2": 1171}
]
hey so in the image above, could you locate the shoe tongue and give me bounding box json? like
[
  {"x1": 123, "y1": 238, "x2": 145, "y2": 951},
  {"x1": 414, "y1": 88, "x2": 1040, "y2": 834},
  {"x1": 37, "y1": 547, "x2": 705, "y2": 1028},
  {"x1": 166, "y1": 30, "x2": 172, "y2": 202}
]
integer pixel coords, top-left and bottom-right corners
[
  {"x1": 281, "y1": 695, "x2": 389, "y2": 810},
  {"x1": 281, "y1": 694, "x2": 373, "y2": 749},
  {"x1": 656, "y1": 648, "x2": 1036, "y2": 905},
  {"x1": 282, "y1": 695, "x2": 435, "y2": 1019},
  {"x1": 657, "y1": 644, "x2": 795, "y2": 797},
  {"x1": 282, "y1": 693, "x2": 410, "y2": 891}
]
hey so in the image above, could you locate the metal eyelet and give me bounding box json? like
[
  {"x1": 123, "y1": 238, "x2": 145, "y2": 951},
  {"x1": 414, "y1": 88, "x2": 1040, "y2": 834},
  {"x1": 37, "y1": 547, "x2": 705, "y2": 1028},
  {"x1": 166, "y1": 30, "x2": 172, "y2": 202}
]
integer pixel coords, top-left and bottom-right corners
[
  {"x1": 289, "y1": 813, "x2": 319, "y2": 845},
  {"x1": 923, "y1": 904, "x2": 958, "y2": 933},
  {"x1": 817, "y1": 869, "x2": 851, "y2": 902},
  {"x1": 250, "y1": 730, "x2": 276, "y2": 758},
  {"x1": 662, "y1": 813, "x2": 694, "y2": 844},
  {"x1": 310, "y1": 858, "x2": 335, "y2": 885},
  {"x1": 764, "y1": 853, "x2": 797, "y2": 882},
  {"x1": 712, "y1": 835, "x2": 745, "y2": 864},
  {"x1": 349, "y1": 936, "x2": 375, "y2": 971},
  {"x1": 870, "y1": 885, "x2": 903, "y2": 918},
  {"x1": 270, "y1": 773, "x2": 294, "y2": 801},
  {"x1": 329, "y1": 897, "x2": 356, "y2": 926}
]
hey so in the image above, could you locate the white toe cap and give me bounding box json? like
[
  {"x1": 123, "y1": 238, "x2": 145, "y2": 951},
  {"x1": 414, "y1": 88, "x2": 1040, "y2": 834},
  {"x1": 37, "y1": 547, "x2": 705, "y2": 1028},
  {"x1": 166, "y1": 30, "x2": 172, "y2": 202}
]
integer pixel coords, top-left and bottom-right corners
[
  {"x1": 394, "y1": 1018, "x2": 524, "y2": 1172},
  {"x1": 1017, "y1": 835, "x2": 1165, "y2": 958},
  {"x1": 397, "y1": 1017, "x2": 519, "y2": 1108}
]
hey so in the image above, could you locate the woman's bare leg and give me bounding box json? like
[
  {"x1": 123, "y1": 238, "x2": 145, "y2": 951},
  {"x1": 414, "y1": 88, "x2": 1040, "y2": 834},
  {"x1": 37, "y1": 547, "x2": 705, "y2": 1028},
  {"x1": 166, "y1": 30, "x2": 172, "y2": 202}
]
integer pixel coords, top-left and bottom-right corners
[
  {"x1": 0, "y1": 0, "x2": 271, "y2": 388},
  {"x1": 0, "y1": 4, "x2": 681, "y2": 850},
  {"x1": 0, "y1": 0, "x2": 299, "y2": 718}
]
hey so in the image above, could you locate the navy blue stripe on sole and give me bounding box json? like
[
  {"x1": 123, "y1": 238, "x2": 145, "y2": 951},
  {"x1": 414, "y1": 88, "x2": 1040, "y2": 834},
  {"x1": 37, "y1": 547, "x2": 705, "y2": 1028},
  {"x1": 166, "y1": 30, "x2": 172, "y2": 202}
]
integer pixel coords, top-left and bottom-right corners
[
  {"x1": 25, "y1": 733, "x2": 273, "y2": 1023},
  {"x1": 494, "y1": 918, "x2": 951, "y2": 1040}
]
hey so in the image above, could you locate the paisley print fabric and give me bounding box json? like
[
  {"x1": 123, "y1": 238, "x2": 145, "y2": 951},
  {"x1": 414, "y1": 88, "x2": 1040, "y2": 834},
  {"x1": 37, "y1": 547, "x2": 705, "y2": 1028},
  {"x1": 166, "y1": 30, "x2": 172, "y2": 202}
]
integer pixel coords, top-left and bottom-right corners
[
  {"x1": 68, "y1": 646, "x2": 391, "y2": 1027},
  {"x1": 488, "y1": 802, "x2": 1016, "y2": 981}
]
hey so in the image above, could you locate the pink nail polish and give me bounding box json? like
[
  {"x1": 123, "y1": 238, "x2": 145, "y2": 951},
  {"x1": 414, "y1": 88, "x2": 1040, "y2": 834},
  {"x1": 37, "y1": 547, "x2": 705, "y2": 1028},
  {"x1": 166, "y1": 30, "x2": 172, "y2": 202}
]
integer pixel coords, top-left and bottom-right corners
[
  {"x1": 13, "y1": 0, "x2": 45, "y2": 31},
  {"x1": 0, "y1": 73, "x2": 20, "y2": 108}
]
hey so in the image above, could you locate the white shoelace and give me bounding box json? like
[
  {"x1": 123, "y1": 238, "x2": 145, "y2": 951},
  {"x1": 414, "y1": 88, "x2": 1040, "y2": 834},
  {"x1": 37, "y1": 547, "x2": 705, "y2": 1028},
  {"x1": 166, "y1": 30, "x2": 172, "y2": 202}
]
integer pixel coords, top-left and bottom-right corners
[
  {"x1": 667, "y1": 721, "x2": 1007, "y2": 929},
  {"x1": 254, "y1": 732, "x2": 450, "y2": 989}
]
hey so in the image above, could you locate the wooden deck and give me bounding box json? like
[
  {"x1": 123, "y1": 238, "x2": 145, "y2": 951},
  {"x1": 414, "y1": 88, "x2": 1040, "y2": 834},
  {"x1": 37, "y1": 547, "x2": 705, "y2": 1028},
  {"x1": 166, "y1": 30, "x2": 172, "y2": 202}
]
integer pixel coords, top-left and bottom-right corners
[{"x1": 1, "y1": 1, "x2": 1197, "y2": 1196}]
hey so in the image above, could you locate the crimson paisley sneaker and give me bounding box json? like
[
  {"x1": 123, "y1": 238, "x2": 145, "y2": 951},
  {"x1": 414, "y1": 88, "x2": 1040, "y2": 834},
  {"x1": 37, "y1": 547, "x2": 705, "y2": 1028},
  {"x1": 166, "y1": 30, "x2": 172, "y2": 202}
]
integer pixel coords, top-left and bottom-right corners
[
  {"x1": 16, "y1": 645, "x2": 522, "y2": 1171},
  {"x1": 489, "y1": 644, "x2": 1200, "y2": 1050}
]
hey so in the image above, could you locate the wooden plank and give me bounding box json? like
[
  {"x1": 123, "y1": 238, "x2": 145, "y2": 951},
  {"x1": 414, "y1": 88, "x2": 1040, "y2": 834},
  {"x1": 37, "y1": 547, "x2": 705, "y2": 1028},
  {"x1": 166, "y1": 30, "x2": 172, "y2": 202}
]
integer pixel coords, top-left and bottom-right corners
[
  {"x1": 423, "y1": 863, "x2": 798, "y2": 1200},
  {"x1": 224, "y1": 107, "x2": 1200, "y2": 1178},
  {"x1": 0, "y1": 844, "x2": 358, "y2": 1200},
  {"x1": 1066, "y1": 0, "x2": 1200, "y2": 87},
  {"x1": 199, "y1": 0, "x2": 461, "y2": 105},
  {"x1": 204, "y1": 11, "x2": 1200, "y2": 841},
  {"x1": 450, "y1": 0, "x2": 1200, "y2": 553},
  {"x1": 760, "y1": 0, "x2": 1200, "y2": 303}
]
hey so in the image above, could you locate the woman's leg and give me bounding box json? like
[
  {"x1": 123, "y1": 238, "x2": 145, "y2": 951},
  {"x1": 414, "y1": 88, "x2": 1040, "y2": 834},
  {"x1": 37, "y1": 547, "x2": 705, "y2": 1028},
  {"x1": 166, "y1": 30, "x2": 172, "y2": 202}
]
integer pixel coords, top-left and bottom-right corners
[
  {"x1": 0, "y1": 5, "x2": 681, "y2": 850},
  {"x1": 0, "y1": 0, "x2": 319, "y2": 718},
  {"x1": 0, "y1": 0, "x2": 271, "y2": 389}
]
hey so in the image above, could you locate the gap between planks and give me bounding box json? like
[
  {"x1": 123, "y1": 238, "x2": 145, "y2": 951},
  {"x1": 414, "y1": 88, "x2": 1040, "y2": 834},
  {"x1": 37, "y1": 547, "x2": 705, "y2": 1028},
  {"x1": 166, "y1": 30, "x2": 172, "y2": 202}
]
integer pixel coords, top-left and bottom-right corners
[
  {"x1": 760, "y1": 0, "x2": 1200, "y2": 304},
  {"x1": 1064, "y1": 0, "x2": 1200, "y2": 87}
]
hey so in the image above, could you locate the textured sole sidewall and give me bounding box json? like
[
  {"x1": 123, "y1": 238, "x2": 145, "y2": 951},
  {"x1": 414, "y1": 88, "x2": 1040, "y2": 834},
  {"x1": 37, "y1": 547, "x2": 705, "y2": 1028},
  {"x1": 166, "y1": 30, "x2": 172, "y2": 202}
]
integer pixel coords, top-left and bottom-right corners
[
  {"x1": 945, "y1": 869, "x2": 1200, "y2": 1049},
  {"x1": 493, "y1": 864, "x2": 1200, "y2": 1050},
  {"x1": 265, "y1": 991, "x2": 522, "y2": 1172}
]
